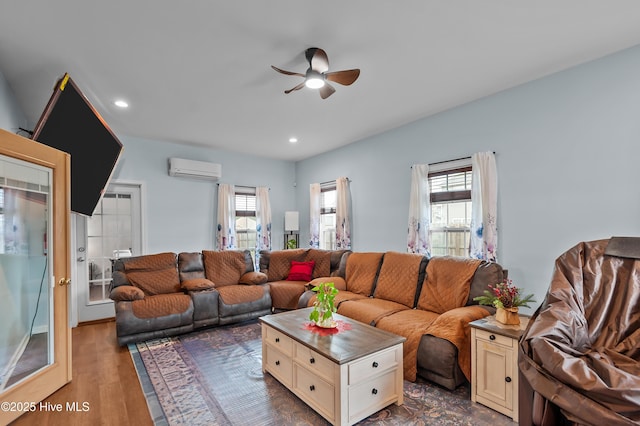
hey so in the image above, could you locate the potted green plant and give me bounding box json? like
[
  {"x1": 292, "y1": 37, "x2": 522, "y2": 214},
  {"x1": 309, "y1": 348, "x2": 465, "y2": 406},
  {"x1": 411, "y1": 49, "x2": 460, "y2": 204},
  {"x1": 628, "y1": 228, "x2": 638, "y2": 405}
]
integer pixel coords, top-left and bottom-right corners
[
  {"x1": 473, "y1": 278, "x2": 536, "y2": 325},
  {"x1": 309, "y1": 281, "x2": 339, "y2": 328},
  {"x1": 286, "y1": 238, "x2": 297, "y2": 250}
]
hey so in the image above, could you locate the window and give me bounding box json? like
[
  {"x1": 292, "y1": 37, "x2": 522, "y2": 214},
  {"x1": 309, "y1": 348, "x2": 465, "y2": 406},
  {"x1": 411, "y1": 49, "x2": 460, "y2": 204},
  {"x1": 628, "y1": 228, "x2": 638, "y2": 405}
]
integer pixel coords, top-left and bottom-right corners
[
  {"x1": 320, "y1": 183, "x2": 336, "y2": 250},
  {"x1": 87, "y1": 192, "x2": 132, "y2": 302},
  {"x1": 235, "y1": 187, "x2": 257, "y2": 257},
  {"x1": 429, "y1": 166, "x2": 472, "y2": 257}
]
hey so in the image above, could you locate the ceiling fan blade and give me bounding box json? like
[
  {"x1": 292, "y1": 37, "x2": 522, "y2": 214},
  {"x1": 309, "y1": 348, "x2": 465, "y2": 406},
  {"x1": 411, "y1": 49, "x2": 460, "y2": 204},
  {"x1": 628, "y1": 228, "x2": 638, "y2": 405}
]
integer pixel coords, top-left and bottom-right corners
[
  {"x1": 326, "y1": 69, "x2": 360, "y2": 86},
  {"x1": 307, "y1": 47, "x2": 329, "y2": 73},
  {"x1": 271, "y1": 65, "x2": 304, "y2": 77},
  {"x1": 284, "y1": 81, "x2": 306, "y2": 94},
  {"x1": 319, "y1": 82, "x2": 336, "y2": 99}
]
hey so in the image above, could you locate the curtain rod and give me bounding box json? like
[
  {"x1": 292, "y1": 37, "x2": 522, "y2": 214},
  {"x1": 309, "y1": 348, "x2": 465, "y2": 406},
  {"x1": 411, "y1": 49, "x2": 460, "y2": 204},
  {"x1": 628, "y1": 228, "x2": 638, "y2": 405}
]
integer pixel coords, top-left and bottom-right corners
[
  {"x1": 411, "y1": 152, "x2": 496, "y2": 167},
  {"x1": 216, "y1": 183, "x2": 270, "y2": 190},
  {"x1": 319, "y1": 177, "x2": 351, "y2": 186}
]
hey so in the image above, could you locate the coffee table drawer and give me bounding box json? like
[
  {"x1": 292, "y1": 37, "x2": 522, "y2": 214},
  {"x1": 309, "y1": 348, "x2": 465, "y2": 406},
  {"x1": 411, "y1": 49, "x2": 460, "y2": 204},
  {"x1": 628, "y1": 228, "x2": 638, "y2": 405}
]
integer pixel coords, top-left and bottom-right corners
[
  {"x1": 265, "y1": 326, "x2": 293, "y2": 356},
  {"x1": 349, "y1": 346, "x2": 398, "y2": 385},
  {"x1": 348, "y1": 369, "x2": 397, "y2": 421},
  {"x1": 295, "y1": 344, "x2": 335, "y2": 383},
  {"x1": 294, "y1": 364, "x2": 335, "y2": 420},
  {"x1": 265, "y1": 345, "x2": 292, "y2": 387}
]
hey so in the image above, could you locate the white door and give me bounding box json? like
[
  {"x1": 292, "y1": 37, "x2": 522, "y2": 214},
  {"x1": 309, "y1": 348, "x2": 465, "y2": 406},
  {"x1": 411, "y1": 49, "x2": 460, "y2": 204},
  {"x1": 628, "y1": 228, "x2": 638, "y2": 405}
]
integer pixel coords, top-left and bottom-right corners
[{"x1": 75, "y1": 182, "x2": 142, "y2": 323}]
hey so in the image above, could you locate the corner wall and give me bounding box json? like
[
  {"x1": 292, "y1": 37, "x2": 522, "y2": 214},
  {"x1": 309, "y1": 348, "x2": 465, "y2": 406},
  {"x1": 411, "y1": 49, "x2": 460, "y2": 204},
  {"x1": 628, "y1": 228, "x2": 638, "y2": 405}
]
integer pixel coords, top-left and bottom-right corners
[{"x1": 295, "y1": 45, "x2": 640, "y2": 313}]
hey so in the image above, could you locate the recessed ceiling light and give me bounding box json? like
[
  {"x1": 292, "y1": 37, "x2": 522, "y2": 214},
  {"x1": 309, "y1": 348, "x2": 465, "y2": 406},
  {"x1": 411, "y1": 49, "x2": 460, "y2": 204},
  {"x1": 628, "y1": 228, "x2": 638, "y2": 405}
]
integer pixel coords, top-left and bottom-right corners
[
  {"x1": 114, "y1": 100, "x2": 129, "y2": 108},
  {"x1": 289, "y1": 137, "x2": 298, "y2": 143}
]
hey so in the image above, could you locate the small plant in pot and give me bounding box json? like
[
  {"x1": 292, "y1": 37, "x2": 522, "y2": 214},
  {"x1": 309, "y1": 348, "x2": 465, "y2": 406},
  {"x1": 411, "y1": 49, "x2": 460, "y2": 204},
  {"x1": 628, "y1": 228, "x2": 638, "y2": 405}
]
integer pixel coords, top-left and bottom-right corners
[
  {"x1": 474, "y1": 278, "x2": 536, "y2": 325},
  {"x1": 309, "y1": 282, "x2": 339, "y2": 328}
]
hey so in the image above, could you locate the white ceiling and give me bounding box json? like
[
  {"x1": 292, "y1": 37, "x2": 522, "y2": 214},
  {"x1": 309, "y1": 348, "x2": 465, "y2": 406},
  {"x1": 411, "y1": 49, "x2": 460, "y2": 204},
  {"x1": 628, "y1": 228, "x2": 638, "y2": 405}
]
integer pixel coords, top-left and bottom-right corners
[{"x1": 1, "y1": 1, "x2": 640, "y2": 161}]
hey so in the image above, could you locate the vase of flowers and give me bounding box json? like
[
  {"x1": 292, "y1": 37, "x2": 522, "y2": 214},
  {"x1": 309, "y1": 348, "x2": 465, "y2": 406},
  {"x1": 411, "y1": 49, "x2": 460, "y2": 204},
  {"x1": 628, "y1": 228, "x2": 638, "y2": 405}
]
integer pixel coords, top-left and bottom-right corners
[
  {"x1": 309, "y1": 282, "x2": 338, "y2": 328},
  {"x1": 473, "y1": 278, "x2": 536, "y2": 325}
]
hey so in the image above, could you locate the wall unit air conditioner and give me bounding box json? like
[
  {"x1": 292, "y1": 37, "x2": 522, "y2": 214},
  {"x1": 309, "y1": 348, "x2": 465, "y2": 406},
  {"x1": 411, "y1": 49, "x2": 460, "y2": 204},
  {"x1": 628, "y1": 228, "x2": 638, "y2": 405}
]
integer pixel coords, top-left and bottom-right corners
[{"x1": 168, "y1": 158, "x2": 222, "y2": 180}]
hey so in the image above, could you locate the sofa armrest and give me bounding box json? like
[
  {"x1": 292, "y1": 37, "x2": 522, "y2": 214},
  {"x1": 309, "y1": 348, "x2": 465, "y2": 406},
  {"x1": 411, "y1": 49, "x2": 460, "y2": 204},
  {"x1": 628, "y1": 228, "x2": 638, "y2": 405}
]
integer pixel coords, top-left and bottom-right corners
[
  {"x1": 424, "y1": 305, "x2": 491, "y2": 380},
  {"x1": 110, "y1": 285, "x2": 145, "y2": 301},
  {"x1": 307, "y1": 276, "x2": 346, "y2": 291}
]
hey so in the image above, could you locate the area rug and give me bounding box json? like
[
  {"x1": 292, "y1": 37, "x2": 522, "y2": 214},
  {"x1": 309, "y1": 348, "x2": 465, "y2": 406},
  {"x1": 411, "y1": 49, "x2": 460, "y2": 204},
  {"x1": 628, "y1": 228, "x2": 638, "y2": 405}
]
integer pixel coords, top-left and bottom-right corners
[{"x1": 130, "y1": 320, "x2": 516, "y2": 425}]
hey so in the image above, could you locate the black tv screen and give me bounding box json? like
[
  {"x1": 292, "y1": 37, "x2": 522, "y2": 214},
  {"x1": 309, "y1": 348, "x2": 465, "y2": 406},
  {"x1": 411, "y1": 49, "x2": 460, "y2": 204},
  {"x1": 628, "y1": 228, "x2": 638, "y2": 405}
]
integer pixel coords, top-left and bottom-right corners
[{"x1": 31, "y1": 73, "x2": 123, "y2": 216}]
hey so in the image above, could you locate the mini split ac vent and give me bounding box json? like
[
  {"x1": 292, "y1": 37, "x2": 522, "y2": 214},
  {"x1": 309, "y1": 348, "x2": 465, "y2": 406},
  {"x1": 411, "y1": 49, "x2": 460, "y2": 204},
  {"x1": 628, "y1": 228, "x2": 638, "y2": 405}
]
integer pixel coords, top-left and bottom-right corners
[{"x1": 168, "y1": 158, "x2": 222, "y2": 180}]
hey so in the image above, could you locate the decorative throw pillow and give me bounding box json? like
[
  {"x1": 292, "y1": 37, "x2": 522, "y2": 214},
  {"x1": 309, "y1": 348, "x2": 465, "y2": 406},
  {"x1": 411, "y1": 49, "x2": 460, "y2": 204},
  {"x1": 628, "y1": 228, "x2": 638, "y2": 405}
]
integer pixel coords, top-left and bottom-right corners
[
  {"x1": 287, "y1": 260, "x2": 315, "y2": 281},
  {"x1": 239, "y1": 271, "x2": 268, "y2": 285},
  {"x1": 181, "y1": 278, "x2": 215, "y2": 291}
]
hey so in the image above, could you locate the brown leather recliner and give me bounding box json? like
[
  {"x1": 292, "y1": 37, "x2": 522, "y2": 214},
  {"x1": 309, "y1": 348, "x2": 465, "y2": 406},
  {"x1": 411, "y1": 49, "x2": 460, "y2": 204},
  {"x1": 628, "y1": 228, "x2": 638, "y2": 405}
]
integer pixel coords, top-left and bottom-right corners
[{"x1": 518, "y1": 238, "x2": 640, "y2": 426}]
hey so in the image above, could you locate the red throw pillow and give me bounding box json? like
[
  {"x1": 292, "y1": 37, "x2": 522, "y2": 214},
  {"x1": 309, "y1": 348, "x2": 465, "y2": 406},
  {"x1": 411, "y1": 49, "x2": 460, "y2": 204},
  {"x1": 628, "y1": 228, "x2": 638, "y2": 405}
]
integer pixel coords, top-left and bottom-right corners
[{"x1": 287, "y1": 260, "x2": 315, "y2": 281}]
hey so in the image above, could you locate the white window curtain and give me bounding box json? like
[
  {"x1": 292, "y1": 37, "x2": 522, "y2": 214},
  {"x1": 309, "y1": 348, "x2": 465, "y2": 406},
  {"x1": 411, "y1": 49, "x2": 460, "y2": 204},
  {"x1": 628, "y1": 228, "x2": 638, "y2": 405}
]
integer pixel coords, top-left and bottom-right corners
[
  {"x1": 470, "y1": 152, "x2": 498, "y2": 261},
  {"x1": 216, "y1": 183, "x2": 236, "y2": 250},
  {"x1": 335, "y1": 177, "x2": 351, "y2": 249},
  {"x1": 309, "y1": 183, "x2": 321, "y2": 248},
  {"x1": 255, "y1": 186, "x2": 272, "y2": 253},
  {"x1": 407, "y1": 164, "x2": 431, "y2": 255}
]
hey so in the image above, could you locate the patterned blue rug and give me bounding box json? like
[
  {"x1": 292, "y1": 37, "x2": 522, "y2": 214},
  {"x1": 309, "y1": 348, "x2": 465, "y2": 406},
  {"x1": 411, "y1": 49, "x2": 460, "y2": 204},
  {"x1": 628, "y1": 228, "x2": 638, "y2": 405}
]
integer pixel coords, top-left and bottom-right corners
[{"x1": 129, "y1": 320, "x2": 516, "y2": 425}]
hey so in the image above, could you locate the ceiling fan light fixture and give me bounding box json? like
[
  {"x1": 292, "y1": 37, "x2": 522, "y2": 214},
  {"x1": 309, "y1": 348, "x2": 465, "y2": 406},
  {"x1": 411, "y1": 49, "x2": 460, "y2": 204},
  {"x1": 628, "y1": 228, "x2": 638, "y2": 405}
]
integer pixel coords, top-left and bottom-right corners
[{"x1": 305, "y1": 70, "x2": 325, "y2": 89}]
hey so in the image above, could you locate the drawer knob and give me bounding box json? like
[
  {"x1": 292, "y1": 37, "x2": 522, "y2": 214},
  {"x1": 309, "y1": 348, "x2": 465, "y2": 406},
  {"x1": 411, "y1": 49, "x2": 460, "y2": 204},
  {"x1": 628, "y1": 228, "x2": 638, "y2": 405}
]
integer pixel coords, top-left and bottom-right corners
[
  {"x1": 371, "y1": 388, "x2": 378, "y2": 395},
  {"x1": 489, "y1": 334, "x2": 496, "y2": 341},
  {"x1": 275, "y1": 337, "x2": 280, "y2": 343},
  {"x1": 372, "y1": 361, "x2": 379, "y2": 368},
  {"x1": 310, "y1": 357, "x2": 315, "y2": 364},
  {"x1": 275, "y1": 360, "x2": 280, "y2": 366},
  {"x1": 310, "y1": 385, "x2": 315, "y2": 392},
  {"x1": 505, "y1": 376, "x2": 512, "y2": 383}
]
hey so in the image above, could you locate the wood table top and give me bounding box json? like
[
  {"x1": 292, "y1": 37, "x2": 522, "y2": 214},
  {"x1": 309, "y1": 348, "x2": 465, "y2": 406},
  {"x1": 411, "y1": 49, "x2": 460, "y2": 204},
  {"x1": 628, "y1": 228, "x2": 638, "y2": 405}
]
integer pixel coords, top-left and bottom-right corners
[{"x1": 259, "y1": 308, "x2": 406, "y2": 364}]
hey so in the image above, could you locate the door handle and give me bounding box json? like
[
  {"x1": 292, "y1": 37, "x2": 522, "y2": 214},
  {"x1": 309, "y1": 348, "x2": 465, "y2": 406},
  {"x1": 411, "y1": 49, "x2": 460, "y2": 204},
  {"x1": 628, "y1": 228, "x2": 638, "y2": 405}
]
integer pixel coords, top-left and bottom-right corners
[
  {"x1": 77, "y1": 257, "x2": 85, "y2": 262},
  {"x1": 58, "y1": 278, "x2": 71, "y2": 286}
]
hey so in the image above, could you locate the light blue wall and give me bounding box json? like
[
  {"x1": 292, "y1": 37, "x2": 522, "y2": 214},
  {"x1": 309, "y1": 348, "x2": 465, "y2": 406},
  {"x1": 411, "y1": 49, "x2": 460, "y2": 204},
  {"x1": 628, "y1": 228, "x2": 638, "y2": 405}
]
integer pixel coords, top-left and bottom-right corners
[
  {"x1": 111, "y1": 135, "x2": 297, "y2": 254},
  {"x1": 295, "y1": 45, "x2": 640, "y2": 314},
  {"x1": 0, "y1": 69, "x2": 26, "y2": 132}
]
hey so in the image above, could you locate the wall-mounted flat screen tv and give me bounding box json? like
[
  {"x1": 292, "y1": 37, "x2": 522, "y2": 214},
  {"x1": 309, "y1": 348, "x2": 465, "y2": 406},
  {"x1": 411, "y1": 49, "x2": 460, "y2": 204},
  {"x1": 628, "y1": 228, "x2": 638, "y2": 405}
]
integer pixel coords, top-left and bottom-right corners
[{"x1": 31, "y1": 73, "x2": 123, "y2": 216}]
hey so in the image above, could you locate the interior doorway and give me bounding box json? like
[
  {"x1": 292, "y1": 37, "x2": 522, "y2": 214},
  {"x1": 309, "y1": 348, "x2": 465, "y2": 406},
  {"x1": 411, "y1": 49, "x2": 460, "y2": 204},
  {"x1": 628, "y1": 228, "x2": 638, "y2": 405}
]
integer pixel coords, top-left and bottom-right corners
[{"x1": 74, "y1": 182, "x2": 143, "y2": 323}]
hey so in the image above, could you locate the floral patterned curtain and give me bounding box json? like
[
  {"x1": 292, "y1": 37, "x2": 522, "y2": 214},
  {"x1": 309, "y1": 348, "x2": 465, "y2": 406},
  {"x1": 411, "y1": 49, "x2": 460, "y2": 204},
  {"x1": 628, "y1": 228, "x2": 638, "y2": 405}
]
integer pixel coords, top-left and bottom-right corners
[
  {"x1": 407, "y1": 164, "x2": 431, "y2": 255},
  {"x1": 216, "y1": 183, "x2": 236, "y2": 250},
  {"x1": 255, "y1": 186, "x2": 271, "y2": 265},
  {"x1": 309, "y1": 183, "x2": 320, "y2": 248},
  {"x1": 470, "y1": 152, "x2": 498, "y2": 261},
  {"x1": 335, "y1": 177, "x2": 351, "y2": 249}
]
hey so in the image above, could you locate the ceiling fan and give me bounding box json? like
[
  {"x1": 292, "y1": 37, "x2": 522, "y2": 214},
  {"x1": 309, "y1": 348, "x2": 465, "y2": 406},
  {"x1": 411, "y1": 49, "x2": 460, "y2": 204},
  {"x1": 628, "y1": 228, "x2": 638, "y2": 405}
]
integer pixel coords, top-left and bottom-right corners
[{"x1": 271, "y1": 47, "x2": 360, "y2": 99}]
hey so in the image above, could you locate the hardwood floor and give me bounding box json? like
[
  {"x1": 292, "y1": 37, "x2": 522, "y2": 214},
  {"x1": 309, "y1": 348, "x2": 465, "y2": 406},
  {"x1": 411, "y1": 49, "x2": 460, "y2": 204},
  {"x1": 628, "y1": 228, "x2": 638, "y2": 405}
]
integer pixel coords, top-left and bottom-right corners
[{"x1": 11, "y1": 320, "x2": 153, "y2": 426}]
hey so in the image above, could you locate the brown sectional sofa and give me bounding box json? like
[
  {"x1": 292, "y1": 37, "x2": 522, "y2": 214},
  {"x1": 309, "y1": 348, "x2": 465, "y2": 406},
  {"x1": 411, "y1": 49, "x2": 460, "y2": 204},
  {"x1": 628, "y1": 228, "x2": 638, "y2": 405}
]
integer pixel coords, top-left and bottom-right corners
[
  {"x1": 299, "y1": 251, "x2": 505, "y2": 390},
  {"x1": 110, "y1": 247, "x2": 504, "y2": 391}
]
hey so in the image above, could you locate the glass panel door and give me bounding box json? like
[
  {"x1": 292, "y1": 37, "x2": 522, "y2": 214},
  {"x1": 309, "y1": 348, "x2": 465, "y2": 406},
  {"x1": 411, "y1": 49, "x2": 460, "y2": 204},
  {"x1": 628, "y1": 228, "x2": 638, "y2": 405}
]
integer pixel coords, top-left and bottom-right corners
[
  {"x1": 0, "y1": 156, "x2": 52, "y2": 391},
  {"x1": 0, "y1": 128, "x2": 71, "y2": 425}
]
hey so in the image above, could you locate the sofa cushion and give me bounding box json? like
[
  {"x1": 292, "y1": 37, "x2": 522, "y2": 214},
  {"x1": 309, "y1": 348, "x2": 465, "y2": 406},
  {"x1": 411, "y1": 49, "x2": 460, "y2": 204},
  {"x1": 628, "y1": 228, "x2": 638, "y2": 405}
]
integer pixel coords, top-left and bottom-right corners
[
  {"x1": 239, "y1": 271, "x2": 268, "y2": 285},
  {"x1": 269, "y1": 280, "x2": 307, "y2": 310},
  {"x1": 466, "y1": 261, "x2": 505, "y2": 305},
  {"x1": 373, "y1": 252, "x2": 427, "y2": 308},
  {"x1": 337, "y1": 298, "x2": 409, "y2": 326},
  {"x1": 306, "y1": 249, "x2": 331, "y2": 278},
  {"x1": 345, "y1": 252, "x2": 384, "y2": 296},
  {"x1": 131, "y1": 293, "x2": 192, "y2": 319},
  {"x1": 266, "y1": 249, "x2": 307, "y2": 281},
  {"x1": 217, "y1": 284, "x2": 267, "y2": 306},
  {"x1": 123, "y1": 252, "x2": 180, "y2": 295},
  {"x1": 202, "y1": 250, "x2": 250, "y2": 287},
  {"x1": 178, "y1": 252, "x2": 205, "y2": 282},
  {"x1": 110, "y1": 285, "x2": 145, "y2": 301},
  {"x1": 417, "y1": 257, "x2": 481, "y2": 314},
  {"x1": 181, "y1": 278, "x2": 215, "y2": 291},
  {"x1": 287, "y1": 260, "x2": 315, "y2": 281}
]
